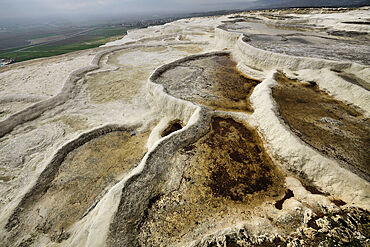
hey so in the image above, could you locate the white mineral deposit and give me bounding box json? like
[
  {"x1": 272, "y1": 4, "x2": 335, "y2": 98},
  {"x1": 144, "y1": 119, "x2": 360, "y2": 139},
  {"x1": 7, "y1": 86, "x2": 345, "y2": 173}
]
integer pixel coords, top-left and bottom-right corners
[{"x1": 0, "y1": 7, "x2": 369, "y2": 247}]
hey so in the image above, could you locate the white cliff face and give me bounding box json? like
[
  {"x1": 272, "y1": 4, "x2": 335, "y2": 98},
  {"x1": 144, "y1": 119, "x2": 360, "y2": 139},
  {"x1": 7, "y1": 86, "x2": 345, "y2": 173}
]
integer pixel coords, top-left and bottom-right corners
[{"x1": 0, "y1": 7, "x2": 369, "y2": 247}]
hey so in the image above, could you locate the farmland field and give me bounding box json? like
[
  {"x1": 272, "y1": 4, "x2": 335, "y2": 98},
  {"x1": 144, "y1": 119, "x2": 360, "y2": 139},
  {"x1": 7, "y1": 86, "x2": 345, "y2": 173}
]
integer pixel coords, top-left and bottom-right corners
[{"x1": 0, "y1": 26, "x2": 130, "y2": 63}]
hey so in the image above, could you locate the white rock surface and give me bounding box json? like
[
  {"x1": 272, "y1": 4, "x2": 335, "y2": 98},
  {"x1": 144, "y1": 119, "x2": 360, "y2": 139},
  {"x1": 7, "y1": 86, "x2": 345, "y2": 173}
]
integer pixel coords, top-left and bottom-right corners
[{"x1": 0, "y1": 7, "x2": 369, "y2": 247}]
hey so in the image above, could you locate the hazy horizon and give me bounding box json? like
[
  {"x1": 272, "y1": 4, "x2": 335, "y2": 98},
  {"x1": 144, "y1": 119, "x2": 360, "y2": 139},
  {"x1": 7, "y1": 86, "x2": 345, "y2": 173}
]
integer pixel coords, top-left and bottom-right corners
[
  {"x1": 1, "y1": 0, "x2": 368, "y2": 26},
  {"x1": 0, "y1": 0, "x2": 260, "y2": 23}
]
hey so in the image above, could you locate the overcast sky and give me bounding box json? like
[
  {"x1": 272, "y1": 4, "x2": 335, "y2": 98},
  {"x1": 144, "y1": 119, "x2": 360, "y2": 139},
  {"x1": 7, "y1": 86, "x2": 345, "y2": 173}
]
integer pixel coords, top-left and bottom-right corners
[{"x1": 0, "y1": 0, "x2": 261, "y2": 21}]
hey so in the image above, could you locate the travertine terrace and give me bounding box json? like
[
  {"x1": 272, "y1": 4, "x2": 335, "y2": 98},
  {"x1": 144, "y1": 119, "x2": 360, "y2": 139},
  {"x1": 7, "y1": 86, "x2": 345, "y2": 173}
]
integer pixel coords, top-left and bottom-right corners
[{"x1": 0, "y1": 7, "x2": 369, "y2": 247}]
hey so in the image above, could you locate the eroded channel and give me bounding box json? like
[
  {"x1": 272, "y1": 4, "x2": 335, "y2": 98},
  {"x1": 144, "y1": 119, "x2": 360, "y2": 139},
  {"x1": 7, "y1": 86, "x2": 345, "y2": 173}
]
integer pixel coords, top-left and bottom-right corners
[
  {"x1": 153, "y1": 54, "x2": 260, "y2": 112},
  {"x1": 272, "y1": 72, "x2": 370, "y2": 179}
]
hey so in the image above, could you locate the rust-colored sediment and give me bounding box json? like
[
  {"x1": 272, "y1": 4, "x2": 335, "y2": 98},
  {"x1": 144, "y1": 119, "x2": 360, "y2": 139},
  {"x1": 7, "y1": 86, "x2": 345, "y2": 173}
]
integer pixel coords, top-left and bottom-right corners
[
  {"x1": 138, "y1": 117, "x2": 285, "y2": 245},
  {"x1": 272, "y1": 72, "x2": 370, "y2": 178},
  {"x1": 204, "y1": 55, "x2": 260, "y2": 112}
]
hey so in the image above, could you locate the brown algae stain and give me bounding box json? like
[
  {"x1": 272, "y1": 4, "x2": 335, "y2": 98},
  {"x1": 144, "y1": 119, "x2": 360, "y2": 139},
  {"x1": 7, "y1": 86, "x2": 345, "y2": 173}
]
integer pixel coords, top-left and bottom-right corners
[
  {"x1": 154, "y1": 54, "x2": 260, "y2": 112},
  {"x1": 204, "y1": 117, "x2": 283, "y2": 201},
  {"x1": 9, "y1": 131, "x2": 149, "y2": 242},
  {"x1": 272, "y1": 72, "x2": 370, "y2": 178},
  {"x1": 205, "y1": 55, "x2": 260, "y2": 112},
  {"x1": 138, "y1": 117, "x2": 285, "y2": 245}
]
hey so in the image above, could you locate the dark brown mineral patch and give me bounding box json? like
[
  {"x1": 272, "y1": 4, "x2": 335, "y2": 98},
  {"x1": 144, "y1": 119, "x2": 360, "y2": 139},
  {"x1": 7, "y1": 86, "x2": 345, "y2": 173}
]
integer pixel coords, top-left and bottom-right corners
[
  {"x1": 138, "y1": 116, "x2": 285, "y2": 245},
  {"x1": 161, "y1": 119, "x2": 183, "y2": 137},
  {"x1": 330, "y1": 198, "x2": 347, "y2": 207},
  {"x1": 272, "y1": 72, "x2": 370, "y2": 180},
  {"x1": 205, "y1": 117, "x2": 282, "y2": 201},
  {"x1": 275, "y1": 189, "x2": 294, "y2": 210},
  {"x1": 299, "y1": 180, "x2": 327, "y2": 195}
]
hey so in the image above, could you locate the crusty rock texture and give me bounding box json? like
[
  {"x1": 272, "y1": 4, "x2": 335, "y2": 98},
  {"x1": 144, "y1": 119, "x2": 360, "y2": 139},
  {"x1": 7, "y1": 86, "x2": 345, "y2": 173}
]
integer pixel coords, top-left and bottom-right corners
[{"x1": 0, "y1": 7, "x2": 369, "y2": 247}]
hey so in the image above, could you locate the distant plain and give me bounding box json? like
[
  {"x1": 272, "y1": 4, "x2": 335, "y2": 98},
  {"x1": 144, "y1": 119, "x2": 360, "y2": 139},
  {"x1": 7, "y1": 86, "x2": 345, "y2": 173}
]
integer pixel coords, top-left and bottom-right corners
[{"x1": 0, "y1": 25, "x2": 131, "y2": 62}]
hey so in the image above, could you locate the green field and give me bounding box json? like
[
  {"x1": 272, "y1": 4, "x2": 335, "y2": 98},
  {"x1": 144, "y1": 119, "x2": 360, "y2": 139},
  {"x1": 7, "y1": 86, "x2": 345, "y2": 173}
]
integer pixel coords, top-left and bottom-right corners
[
  {"x1": 85, "y1": 27, "x2": 131, "y2": 37},
  {"x1": 0, "y1": 27, "x2": 129, "y2": 63},
  {"x1": 28, "y1": 32, "x2": 59, "y2": 39}
]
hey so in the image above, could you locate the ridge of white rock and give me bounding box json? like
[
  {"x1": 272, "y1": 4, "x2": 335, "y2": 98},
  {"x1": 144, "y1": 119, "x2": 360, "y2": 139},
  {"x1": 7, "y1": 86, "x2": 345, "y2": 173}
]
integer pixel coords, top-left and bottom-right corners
[{"x1": 250, "y1": 71, "x2": 370, "y2": 209}]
